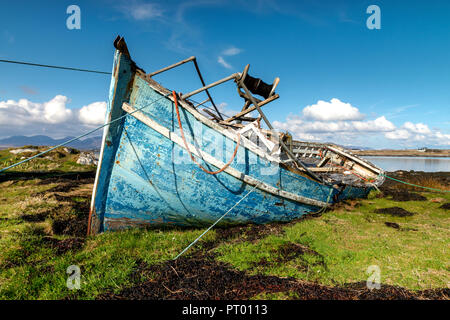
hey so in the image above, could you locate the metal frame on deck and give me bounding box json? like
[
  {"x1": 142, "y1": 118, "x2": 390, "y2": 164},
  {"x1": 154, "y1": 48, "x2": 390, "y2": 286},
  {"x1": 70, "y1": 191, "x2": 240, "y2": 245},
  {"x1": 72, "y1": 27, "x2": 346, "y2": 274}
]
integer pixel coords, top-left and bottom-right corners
[
  {"x1": 146, "y1": 56, "x2": 224, "y2": 120},
  {"x1": 146, "y1": 57, "x2": 324, "y2": 183}
]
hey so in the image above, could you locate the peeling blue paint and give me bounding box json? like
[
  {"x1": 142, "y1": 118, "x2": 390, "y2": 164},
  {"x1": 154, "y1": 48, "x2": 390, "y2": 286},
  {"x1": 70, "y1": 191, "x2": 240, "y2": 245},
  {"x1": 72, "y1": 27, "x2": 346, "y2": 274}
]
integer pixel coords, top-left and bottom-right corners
[{"x1": 91, "y1": 48, "x2": 372, "y2": 233}]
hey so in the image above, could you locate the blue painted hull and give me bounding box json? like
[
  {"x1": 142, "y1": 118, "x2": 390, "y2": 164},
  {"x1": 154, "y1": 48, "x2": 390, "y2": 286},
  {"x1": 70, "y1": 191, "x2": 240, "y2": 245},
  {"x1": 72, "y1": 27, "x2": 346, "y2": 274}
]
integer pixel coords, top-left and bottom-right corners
[{"x1": 88, "y1": 43, "x2": 372, "y2": 234}]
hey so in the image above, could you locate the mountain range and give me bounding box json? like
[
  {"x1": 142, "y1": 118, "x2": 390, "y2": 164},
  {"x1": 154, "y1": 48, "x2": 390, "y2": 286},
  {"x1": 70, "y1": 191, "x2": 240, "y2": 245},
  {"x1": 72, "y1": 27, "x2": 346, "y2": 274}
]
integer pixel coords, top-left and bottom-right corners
[{"x1": 0, "y1": 135, "x2": 102, "y2": 150}]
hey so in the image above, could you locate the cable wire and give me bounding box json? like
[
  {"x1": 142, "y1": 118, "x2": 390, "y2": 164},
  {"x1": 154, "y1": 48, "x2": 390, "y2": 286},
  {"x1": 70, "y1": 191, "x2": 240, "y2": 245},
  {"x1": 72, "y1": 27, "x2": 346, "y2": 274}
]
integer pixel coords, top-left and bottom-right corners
[{"x1": 0, "y1": 59, "x2": 111, "y2": 75}]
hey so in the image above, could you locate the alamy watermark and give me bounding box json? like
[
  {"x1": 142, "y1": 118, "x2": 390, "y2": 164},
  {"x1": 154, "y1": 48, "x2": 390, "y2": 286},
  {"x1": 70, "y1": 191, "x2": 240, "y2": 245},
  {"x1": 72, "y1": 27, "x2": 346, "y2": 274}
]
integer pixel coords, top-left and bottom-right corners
[
  {"x1": 66, "y1": 5, "x2": 81, "y2": 30},
  {"x1": 366, "y1": 265, "x2": 381, "y2": 290},
  {"x1": 171, "y1": 118, "x2": 281, "y2": 176},
  {"x1": 366, "y1": 5, "x2": 381, "y2": 30},
  {"x1": 66, "y1": 265, "x2": 81, "y2": 290}
]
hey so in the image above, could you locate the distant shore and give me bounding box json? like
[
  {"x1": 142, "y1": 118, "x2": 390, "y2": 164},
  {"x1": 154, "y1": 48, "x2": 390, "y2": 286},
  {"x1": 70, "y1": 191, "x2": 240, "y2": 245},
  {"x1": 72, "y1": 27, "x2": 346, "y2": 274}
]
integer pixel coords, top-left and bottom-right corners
[{"x1": 353, "y1": 149, "x2": 450, "y2": 158}]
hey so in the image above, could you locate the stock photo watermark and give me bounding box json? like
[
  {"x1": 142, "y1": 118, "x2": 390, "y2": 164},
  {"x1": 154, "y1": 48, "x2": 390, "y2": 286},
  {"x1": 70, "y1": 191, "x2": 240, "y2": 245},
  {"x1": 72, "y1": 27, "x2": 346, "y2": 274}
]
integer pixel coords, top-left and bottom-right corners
[
  {"x1": 66, "y1": 265, "x2": 81, "y2": 290},
  {"x1": 366, "y1": 5, "x2": 381, "y2": 30},
  {"x1": 171, "y1": 120, "x2": 281, "y2": 176},
  {"x1": 366, "y1": 265, "x2": 381, "y2": 290},
  {"x1": 66, "y1": 5, "x2": 81, "y2": 30}
]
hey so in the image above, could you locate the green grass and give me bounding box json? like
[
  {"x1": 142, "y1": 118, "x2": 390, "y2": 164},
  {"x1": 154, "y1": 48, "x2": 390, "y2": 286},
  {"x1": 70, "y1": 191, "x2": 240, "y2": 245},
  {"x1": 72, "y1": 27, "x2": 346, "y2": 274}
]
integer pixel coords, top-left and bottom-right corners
[
  {"x1": 215, "y1": 191, "x2": 450, "y2": 291},
  {"x1": 0, "y1": 150, "x2": 449, "y2": 299},
  {"x1": 0, "y1": 147, "x2": 95, "y2": 173},
  {"x1": 0, "y1": 176, "x2": 215, "y2": 299}
]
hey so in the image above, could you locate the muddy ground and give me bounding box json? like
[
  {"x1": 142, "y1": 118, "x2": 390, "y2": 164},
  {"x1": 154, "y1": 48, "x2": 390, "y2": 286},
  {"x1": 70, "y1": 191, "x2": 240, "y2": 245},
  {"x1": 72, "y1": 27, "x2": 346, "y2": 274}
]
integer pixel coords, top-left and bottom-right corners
[{"x1": 5, "y1": 170, "x2": 449, "y2": 300}]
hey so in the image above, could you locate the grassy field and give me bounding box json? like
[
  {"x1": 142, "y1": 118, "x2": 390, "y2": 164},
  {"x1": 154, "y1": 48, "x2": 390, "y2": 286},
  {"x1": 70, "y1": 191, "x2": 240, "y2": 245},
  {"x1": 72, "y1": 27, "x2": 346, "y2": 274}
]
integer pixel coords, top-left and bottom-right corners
[{"x1": 0, "y1": 147, "x2": 449, "y2": 299}]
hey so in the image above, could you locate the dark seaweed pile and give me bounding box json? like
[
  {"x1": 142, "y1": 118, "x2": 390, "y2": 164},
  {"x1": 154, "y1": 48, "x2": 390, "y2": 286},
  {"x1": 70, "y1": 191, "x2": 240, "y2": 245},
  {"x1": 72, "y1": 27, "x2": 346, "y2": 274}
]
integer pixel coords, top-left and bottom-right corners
[
  {"x1": 98, "y1": 251, "x2": 449, "y2": 300},
  {"x1": 375, "y1": 207, "x2": 415, "y2": 217}
]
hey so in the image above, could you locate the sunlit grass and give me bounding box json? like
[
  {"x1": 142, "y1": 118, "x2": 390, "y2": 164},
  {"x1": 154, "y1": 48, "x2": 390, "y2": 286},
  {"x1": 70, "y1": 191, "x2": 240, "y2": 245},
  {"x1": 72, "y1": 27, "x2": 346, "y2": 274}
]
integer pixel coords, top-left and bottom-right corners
[
  {"x1": 215, "y1": 190, "x2": 450, "y2": 290},
  {"x1": 0, "y1": 149, "x2": 449, "y2": 299}
]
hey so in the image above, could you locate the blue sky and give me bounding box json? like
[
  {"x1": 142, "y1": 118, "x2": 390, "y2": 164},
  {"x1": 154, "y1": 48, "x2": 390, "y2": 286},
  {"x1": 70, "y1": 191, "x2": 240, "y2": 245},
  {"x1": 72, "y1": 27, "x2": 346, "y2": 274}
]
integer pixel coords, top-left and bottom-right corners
[{"x1": 0, "y1": 0, "x2": 449, "y2": 148}]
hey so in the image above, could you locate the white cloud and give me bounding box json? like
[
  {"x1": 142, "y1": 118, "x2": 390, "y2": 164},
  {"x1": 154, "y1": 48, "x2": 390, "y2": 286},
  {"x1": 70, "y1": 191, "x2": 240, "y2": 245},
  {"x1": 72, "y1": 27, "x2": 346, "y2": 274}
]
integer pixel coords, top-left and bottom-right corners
[
  {"x1": 0, "y1": 95, "x2": 73, "y2": 125},
  {"x1": 79, "y1": 102, "x2": 107, "y2": 125},
  {"x1": 352, "y1": 116, "x2": 395, "y2": 132},
  {"x1": 217, "y1": 56, "x2": 232, "y2": 69},
  {"x1": 403, "y1": 122, "x2": 431, "y2": 134},
  {"x1": 0, "y1": 96, "x2": 107, "y2": 138},
  {"x1": 273, "y1": 98, "x2": 449, "y2": 148},
  {"x1": 125, "y1": 2, "x2": 163, "y2": 20},
  {"x1": 385, "y1": 129, "x2": 410, "y2": 140},
  {"x1": 302, "y1": 98, "x2": 364, "y2": 121},
  {"x1": 222, "y1": 47, "x2": 242, "y2": 56},
  {"x1": 385, "y1": 122, "x2": 450, "y2": 145},
  {"x1": 274, "y1": 115, "x2": 394, "y2": 135},
  {"x1": 217, "y1": 46, "x2": 242, "y2": 69},
  {"x1": 43, "y1": 95, "x2": 73, "y2": 123}
]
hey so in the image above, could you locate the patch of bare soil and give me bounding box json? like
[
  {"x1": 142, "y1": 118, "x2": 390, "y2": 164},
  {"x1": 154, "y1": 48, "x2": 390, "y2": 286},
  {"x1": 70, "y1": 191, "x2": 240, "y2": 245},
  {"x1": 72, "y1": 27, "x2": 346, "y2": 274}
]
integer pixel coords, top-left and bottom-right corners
[
  {"x1": 97, "y1": 252, "x2": 449, "y2": 300},
  {"x1": 32, "y1": 176, "x2": 94, "y2": 237},
  {"x1": 375, "y1": 207, "x2": 415, "y2": 217},
  {"x1": 42, "y1": 236, "x2": 85, "y2": 255},
  {"x1": 20, "y1": 212, "x2": 48, "y2": 222},
  {"x1": 6, "y1": 173, "x2": 95, "y2": 238},
  {"x1": 380, "y1": 190, "x2": 427, "y2": 202},
  {"x1": 330, "y1": 199, "x2": 361, "y2": 211},
  {"x1": 253, "y1": 242, "x2": 327, "y2": 272},
  {"x1": 384, "y1": 222, "x2": 400, "y2": 229},
  {"x1": 215, "y1": 223, "x2": 287, "y2": 243},
  {"x1": 0, "y1": 171, "x2": 95, "y2": 183}
]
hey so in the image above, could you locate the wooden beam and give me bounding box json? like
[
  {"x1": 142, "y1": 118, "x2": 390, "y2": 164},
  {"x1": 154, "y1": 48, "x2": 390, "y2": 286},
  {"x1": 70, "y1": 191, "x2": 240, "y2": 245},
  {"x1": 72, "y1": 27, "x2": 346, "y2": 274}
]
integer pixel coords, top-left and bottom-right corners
[
  {"x1": 202, "y1": 109, "x2": 221, "y2": 121},
  {"x1": 221, "y1": 94, "x2": 279, "y2": 124},
  {"x1": 235, "y1": 116, "x2": 258, "y2": 122}
]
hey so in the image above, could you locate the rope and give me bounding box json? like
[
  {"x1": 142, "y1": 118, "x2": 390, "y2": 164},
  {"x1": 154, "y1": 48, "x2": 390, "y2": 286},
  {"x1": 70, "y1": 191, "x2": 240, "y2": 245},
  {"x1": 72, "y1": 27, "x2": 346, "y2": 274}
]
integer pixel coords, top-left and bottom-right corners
[
  {"x1": 381, "y1": 173, "x2": 450, "y2": 193},
  {"x1": 0, "y1": 93, "x2": 170, "y2": 173},
  {"x1": 173, "y1": 90, "x2": 241, "y2": 175},
  {"x1": 0, "y1": 59, "x2": 111, "y2": 74},
  {"x1": 174, "y1": 183, "x2": 260, "y2": 260}
]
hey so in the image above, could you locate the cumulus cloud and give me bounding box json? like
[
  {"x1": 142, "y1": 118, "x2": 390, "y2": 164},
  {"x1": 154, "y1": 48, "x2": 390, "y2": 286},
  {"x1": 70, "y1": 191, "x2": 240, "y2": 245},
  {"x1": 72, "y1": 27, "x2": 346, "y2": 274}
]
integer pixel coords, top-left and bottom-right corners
[
  {"x1": 79, "y1": 102, "x2": 107, "y2": 125},
  {"x1": 274, "y1": 115, "x2": 394, "y2": 134},
  {"x1": 402, "y1": 122, "x2": 431, "y2": 134},
  {"x1": 302, "y1": 98, "x2": 364, "y2": 121},
  {"x1": 385, "y1": 122, "x2": 450, "y2": 145},
  {"x1": 273, "y1": 98, "x2": 449, "y2": 147},
  {"x1": 0, "y1": 95, "x2": 107, "y2": 138},
  {"x1": 43, "y1": 95, "x2": 73, "y2": 123},
  {"x1": 385, "y1": 129, "x2": 410, "y2": 140}
]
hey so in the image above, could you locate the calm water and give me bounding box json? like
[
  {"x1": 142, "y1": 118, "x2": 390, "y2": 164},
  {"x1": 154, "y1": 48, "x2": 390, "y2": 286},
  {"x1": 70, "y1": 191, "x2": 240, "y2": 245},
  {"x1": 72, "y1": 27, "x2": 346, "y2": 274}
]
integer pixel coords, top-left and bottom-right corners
[{"x1": 362, "y1": 156, "x2": 450, "y2": 172}]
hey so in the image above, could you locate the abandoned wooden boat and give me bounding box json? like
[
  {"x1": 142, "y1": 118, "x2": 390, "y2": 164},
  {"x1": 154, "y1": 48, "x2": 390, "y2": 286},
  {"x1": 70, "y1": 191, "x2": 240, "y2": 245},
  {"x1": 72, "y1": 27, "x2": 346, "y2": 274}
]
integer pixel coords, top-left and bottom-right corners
[{"x1": 87, "y1": 36, "x2": 385, "y2": 234}]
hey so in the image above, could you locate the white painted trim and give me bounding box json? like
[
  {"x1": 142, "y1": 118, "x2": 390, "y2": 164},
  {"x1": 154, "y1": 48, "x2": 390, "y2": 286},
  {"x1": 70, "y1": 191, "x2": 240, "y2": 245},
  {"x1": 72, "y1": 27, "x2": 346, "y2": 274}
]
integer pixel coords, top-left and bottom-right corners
[{"x1": 122, "y1": 102, "x2": 327, "y2": 208}]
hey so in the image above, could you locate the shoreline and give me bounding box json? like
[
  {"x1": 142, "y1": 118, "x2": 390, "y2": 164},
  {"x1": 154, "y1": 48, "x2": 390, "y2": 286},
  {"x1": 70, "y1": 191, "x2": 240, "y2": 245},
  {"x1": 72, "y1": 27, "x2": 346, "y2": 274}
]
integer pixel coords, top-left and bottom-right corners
[{"x1": 353, "y1": 150, "x2": 450, "y2": 158}]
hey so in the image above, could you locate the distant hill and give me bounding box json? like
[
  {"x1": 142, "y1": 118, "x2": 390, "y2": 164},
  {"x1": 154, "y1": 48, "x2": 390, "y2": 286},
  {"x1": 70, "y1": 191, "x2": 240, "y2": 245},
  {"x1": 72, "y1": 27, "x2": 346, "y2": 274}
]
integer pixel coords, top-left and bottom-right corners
[{"x1": 0, "y1": 135, "x2": 102, "y2": 150}]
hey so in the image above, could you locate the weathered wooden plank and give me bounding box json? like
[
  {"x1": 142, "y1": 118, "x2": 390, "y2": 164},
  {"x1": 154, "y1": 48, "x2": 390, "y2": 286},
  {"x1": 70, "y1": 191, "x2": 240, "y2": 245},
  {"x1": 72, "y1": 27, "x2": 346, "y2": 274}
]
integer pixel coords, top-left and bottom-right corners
[{"x1": 221, "y1": 94, "x2": 279, "y2": 123}]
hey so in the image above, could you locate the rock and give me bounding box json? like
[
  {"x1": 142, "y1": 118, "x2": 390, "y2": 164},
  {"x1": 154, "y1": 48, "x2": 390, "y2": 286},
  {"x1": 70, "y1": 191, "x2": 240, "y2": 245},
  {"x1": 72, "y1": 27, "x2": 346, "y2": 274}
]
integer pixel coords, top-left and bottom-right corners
[
  {"x1": 430, "y1": 198, "x2": 445, "y2": 203},
  {"x1": 63, "y1": 147, "x2": 75, "y2": 154},
  {"x1": 76, "y1": 152, "x2": 98, "y2": 165},
  {"x1": 10, "y1": 148, "x2": 38, "y2": 155}
]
